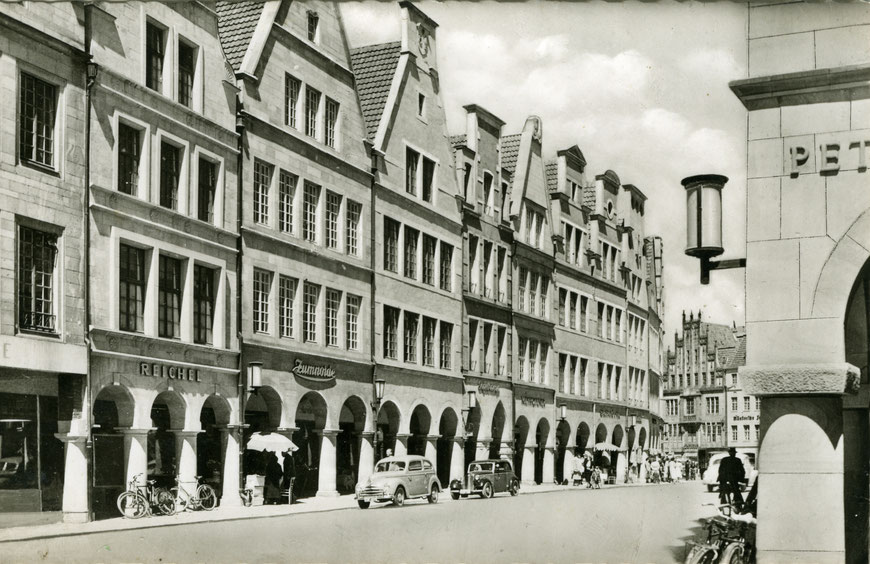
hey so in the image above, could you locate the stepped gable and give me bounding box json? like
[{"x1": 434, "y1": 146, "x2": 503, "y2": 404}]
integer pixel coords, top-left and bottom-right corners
[
  {"x1": 349, "y1": 41, "x2": 402, "y2": 141},
  {"x1": 215, "y1": 1, "x2": 266, "y2": 71}
]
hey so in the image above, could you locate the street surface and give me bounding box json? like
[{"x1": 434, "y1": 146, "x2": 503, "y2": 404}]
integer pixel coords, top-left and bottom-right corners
[{"x1": 3, "y1": 482, "x2": 712, "y2": 564}]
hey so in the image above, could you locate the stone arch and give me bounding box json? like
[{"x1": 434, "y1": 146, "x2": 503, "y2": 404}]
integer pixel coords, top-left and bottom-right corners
[
  {"x1": 148, "y1": 390, "x2": 187, "y2": 480},
  {"x1": 336, "y1": 395, "x2": 368, "y2": 494},
  {"x1": 534, "y1": 418, "x2": 551, "y2": 484},
  {"x1": 202, "y1": 394, "x2": 232, "y2": 426},
  {"x1": 812, "y1": 208, "x2": 870, "y2": 324},
  {"x1": 576, "y1": 422, "x2": 591, "y2": 453},
  {"x1": 489, "y1": 402, "x2": 507, "y2": 459},
  {"x1": 464, "y1": 403, "x2": 483, "y2": 467},
  {"x1": 513, "y1": 416, "x2": 530, "y2": 480},
  {"x1": 293, "y1": 392, "x2": 329, "y2": 498},
  {"x1": 437, "y1": 407, "x2": 459, "y2": 486},
  {"x1": 93, "y1": 384, "x2": 136, "y2": 430},
  {"x1": 409, "y1": 404, "x2": 432, "y2": 456},
  {"x1": 595, "y1": 423, "x2": 608, "y2": 444},
  {"x1": 639, "y1": 426, "x2": 647, "y2": 449},
  {"x1": 376, "y1": 400, "x2": 401, "y2": 460},
  {"x1": 245, "y1": 386, "x2": 283, "y2": 431},
  {"x1": 150, "y1": 390, "x2": 187, "y2": 430},
  {"x1": 198, "y1": 395, "x2": 231, "y2": 487},
  {"x1": 555, "y1": 419, "x2": 572, "y2": 483}
]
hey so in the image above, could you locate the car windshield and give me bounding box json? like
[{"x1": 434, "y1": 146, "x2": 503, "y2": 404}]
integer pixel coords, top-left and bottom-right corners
[
  {"x1": 469, "y1": 463, "x2": 493, "y2": 473},
  {"x1": 375, "y1": 460, "x2": 405, "y2": 473}
]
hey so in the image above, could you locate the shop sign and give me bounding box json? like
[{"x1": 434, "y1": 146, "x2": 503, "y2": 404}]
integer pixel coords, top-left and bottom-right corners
[
  {"x1": 477, "y1": 382, "x2": 500, "y2": 397},
  {"x1": 787, "y1": 132, "x2": 870, "y2": 176},
  {"x1": 291, "y1": 359, "x2": 335, "y2": 382},
  {"x1": 598, "y1": 407, "x2": 623, "y2": 419},
  {"x1": 140, "y1": 362, "x2": 201, "y2": 382},
  {"x1": 519, "y1": 395, "x2": 546, "y2": 408},
  {"x1": 733, "y1": 414, "x2": 759, "y2": 422}
]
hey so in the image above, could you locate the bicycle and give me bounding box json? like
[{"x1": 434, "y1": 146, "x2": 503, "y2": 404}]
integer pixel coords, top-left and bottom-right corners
[
  {"x1": 684, "y1": 503, "x2": 756, "y2": 564},
  {"x1": 116, "y1": 473, "x2": 176, "y2": 518},
  {"x1": 171, "y1": 475, "x2": 218, "y2": 511}
]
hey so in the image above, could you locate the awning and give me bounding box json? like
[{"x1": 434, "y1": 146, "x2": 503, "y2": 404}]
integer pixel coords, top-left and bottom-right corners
[{"x1": 594, "y1": 441, "x2": 625, "y2": 452}]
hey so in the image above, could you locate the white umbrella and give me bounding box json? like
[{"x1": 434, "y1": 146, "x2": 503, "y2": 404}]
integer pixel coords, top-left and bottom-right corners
[
  {"x1": 594, "y1": 441, "x2": 625, "y2": 452},
  {"x1": 246, "y1": 432, "x2": 299, "y2": 454}
]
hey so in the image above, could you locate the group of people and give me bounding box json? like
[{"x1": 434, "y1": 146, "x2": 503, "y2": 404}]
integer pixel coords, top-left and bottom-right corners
[
  {"x1": 261, "y1": 448, "x2": 296, "y2": 505},
  {"x1": 645, "y1": 455, "x2": 697, "y2": 483},
  {"x1": 570, "y1": 452, "x2": 605, "y2": 488}
]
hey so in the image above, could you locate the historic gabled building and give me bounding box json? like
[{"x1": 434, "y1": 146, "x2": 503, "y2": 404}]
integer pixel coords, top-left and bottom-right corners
[
  {"x1": 350, "y1": 2, "x2": 465, "y2": 487},
  {"x1": 217, "y1": 0, "x2": 374, "y2": 499}
]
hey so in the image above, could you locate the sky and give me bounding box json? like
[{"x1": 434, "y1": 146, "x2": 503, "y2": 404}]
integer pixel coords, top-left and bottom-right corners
[{"x1": 340, "y1": 1, "x2": 750, "y2": 341}]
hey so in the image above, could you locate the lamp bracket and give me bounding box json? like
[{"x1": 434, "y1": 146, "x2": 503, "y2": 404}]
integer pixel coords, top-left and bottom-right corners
[{"x1": 700, "y1": 256, "x2": 746, "y2": 285}]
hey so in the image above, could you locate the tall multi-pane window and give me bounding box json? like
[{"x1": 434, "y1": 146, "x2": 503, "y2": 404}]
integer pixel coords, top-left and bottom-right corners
[
  {"x1": 345, "y1": 200, "x2": 361, "y2": 256},
  {"x1": 325, "y1": 191, "x2": 341, "y2": 250},
  {"x1": 145, "y1": 22, "x2": 164, "y2": 92},
  {"x1": 303, "y1": 282, "x2": 319, "y2": 343},
  {"x1": 278, "y1": 276, "x2": 296, "y2": 338},
  {"x1": 518, "y1": 337, "x2": 527, "y2": 380},
  {"x1": 384, "y1": 218, "x2": 399, "y2": 272},
  {"x1": 119, "y1": 244, "x2": 146, "y2": 333},
  {"x1": 422, "y1": 317, "x2": 435, "y2": 366},
  {"x1": 404, "y1": 312, "x2": 418, "y2": 363},
  {"x1": 744, "y1": 396, "x2": 751, "y2": 412},
  {"x1": 539, "y1": 277, "x2": 549, "y2": 319},
  {"x1": 160, "y1": 142, "x2": 180, "y2": 210},
  {"x1": 325, "y1": 98, "x2": 339, "y2": 149},
  {"x1": 731, "y1": 426, "x2": 738, "y2": 441},
  {"x1": 405, "y1": 147, "x2": 419, "y2": 196},
  {"x1": 305, "y1": 87, "x2": 320, "y2": 138},
  {"x1": 744, "y1": 425, "x2": 750, "y2": 441},
  {"x1": 404, "y1": 226, "x2": 418, "y2": 279},
  {"x1": 278, "y1": 171, "x2": 296, "y2": 234},
  {"x1": 117, "y1": 123, "x2": 140, "y2": 195},
  {"x1": 306, "y1": 11, "x2": 319, "y2": 42},
  {"x1": 198, "y1": 158, "x2": 217, "y2": 224},
  {"x1": 528, "y1": 273, "x2": 537, "y2": 315},
  {"x1": 384, "y1": 306, "x2": 399, "y2": 359},
  {"x1": 421, "y1": 158, "x2": 435, "y2": 203},
  {"x1": 346, "y1": 295, "x2": 360, "y2": 350},
  {"x1": 325, "y1": 288, "x2": 340, "y2": 347},
  {"x1": 253, "y1": 269, "x2": 271, "y2": 333},
  {"x1": 422, "y1": 235, "x2": 436, "y2": 285},
  {"x1": 303, "y1": 182, "x2": 320, "y2": 243},
  {"x1": 18, "y1": 226, "x2": 57, "y2": 333},
  {"x1": 529, "y1": 341, "x2": 539, "y2": 382},
  {"x1": 569, "y1": 294, "x2": 578, "y2": 330},
  {"x1": 178, "y1": 40, "x2": 196, "y2": 108},
  {"x1": 558, "y1": 289, "x2": 566, "y2": 326},
  {"x1": 439, "y1": 242, "x2": 453, "y2": 291},
  {"x1": 157, "y1": 255, "x2": 182, "y2": 339},
  {"x1": 193, "y1": 264, "x2": 215, "y2": 345},
  {"x1": 253, "y1": 160, "x2": 272, "y2": 225},
  {"x1": 284, "y1": 74, "x2": 301, "y2": 128},
  {"x1": 755, "y1": 397, "x2": 761, "y2": 411},
  {"x1": 518, "y1": 267, "x2": 527, "y2": 311},
  {"x1": 439, "y1": 321, "x2": 452, "y2": 369},
  {"x1": 731, "y1": 397, "x2": 738, "y2": 412}
]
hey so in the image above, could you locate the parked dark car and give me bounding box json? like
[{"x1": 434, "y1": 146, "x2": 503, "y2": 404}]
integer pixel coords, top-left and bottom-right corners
[{"x1": 450, "y1": 459, "x2": 519, "y2": 499}]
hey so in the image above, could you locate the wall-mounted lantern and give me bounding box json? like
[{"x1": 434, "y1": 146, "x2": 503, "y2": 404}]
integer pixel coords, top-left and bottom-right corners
[
  {"x1": 559, "y1": 404, "x2": 567, "y2": 421},
  {"x1": 683, "y1": 174, "x2": 746, "y2": 284},
  {"x1": 247, "y1": 362, "x2": 263, "y2": 392}
]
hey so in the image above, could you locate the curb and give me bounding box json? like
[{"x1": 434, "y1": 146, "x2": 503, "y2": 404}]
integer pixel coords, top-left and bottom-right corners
[{"x1": 0, "y1": 480, "x2": 672, "y2": 544}]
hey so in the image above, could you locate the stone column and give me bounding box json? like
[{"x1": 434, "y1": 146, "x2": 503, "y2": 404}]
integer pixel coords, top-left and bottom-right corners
[
  {"x1": 521, "y1": 446, "x2": 536, "y2": 485},
  {"x1": 55, "y1": 434, "x2": 89, "y2": 523},
  {"x1": 542, "y1": 446, "x2": 555, "y2": 484},
  {"x1": 498, "y1": 441, "x2": 514, "y2": 461},
  {"x1": 119, "y1": 428, "x2": 150, "y2": 488},
  {"x1": 173, "y1": 430, "x2": 200, "y2": 492},
  {"x1": 450, "y1": 438, "x2": 465, "y2": 482},
  {"x1": 394, "y1": 433, "x2": 410, "y2": 457},
  {"x1": 562, "y1": 448, "x2": 574, "y2": 483},
  {"x1": 357, "y1": 432, "x2": 374, "y2": 483},
  {"x1": 475, "y1": 438, "x2": 491, "y2": 460},
  {"x1": 316, "y1": 430, "x2": 339, "y2": 497},
  {"x1": 219, "y1": 426, "x2": 241, "y2": 507},
  {"x1": 424, "y1": 435, "x2": 438, "y2": 464}
]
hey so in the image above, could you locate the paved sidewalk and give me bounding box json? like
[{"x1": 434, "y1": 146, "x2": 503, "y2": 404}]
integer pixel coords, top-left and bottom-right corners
[{"x1": 0, "y1": 479, "x2": 661, "y2": 544}]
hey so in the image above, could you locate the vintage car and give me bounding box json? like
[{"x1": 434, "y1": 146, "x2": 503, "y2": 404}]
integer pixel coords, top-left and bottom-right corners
[
  {"x1": 450, "y1": 459, "x2": 519, "y2": 499},
  {"x1": 354, "y1": 455, "x2": 441, "y2": 508}
]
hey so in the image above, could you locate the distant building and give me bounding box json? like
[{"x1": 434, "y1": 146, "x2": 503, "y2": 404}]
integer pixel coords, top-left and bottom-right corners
[{"x1": 717, "y1": 330, "x2": 758, "y2": 463}]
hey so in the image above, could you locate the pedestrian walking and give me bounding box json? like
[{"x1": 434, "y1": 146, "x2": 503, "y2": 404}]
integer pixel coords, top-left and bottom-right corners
[{"x1": 718, "y1": 447, "x2": 746, "y2": 507}]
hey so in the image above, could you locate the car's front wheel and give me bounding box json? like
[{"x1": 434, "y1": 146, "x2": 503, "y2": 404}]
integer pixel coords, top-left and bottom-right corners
[
  {"x1": 480, "y1": 482, "x2": 494, "y2": 499},
  {"x1": 393, "y1": 487, "x2": 405, "y2": 507},
  {"x1": 357, "y1": 500, "x2": 370, "y2": 509},
  {"x1": 428, "y1": 485, "x2": 439, "y2": 504},
  {"x1": 509, "y1": 480, "x2": 519, "y2": 496}
]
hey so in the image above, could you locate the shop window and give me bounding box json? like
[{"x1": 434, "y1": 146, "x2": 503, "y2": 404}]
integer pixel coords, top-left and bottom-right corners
[
  {"x1": 193, "y1": 264, "x2": 215, "y2": 345},
  {"x1": 145, "y1": 22, "x2": 166, "y2": 93},
  {"x1": 253, "y1": 159, "x2": 272, "y2": 226},
  {"x1": 19, "y1": 72, "x2": 57, "y2": 169},
  {"x1": 285, "y1": 74, "x2": 301, "y2": 129},
  {"x1": 197, "y1": 158, "x2": 217, "y2": 224},
  {"x1": 439, "y1": 321, "x2": 452, "y2": 369},
  {"x1": 345, "y1": 200, "x2": 361, "y2": 257},
  {"x1": 345, "y1": 295, "x2": 360, "y2": 350},
  {"x1": 383, "y1": 305, "x2": 399, "y2": 359},
  {"x1": 117, "y1": 122, "x2": 141, "y2": 196},
  {"x1": 177, "y1": 39, "x2": 197, "y2": 109},
  {"x1": 252, "y1": 269, "x2": 271, "y2": 334},
  {"x1": 278, "y1": 276, "x2": 296, "y2": 339},
  {"x1": 119, "y1": 244, "x2": 147, "y2": 333},
  {"x1": 157, "y1": 255, "x2": 182, "y2": 339},
  {"x1": 278, "y1": 171, "x2": 297, "y2": 235},
  {"x1": 159, "y1": 141, "x2": 181, "y2": 211},
  {"x1": 325, "y1": 288, "x2": 340, "y2": 347},
  {"x1": 303, "y1": 282, "x2": 319, "y2": 343},
  {"x1": 325, "y1": 191, "x2": 341, "y2": 250},
  {"x1": 18, "y1": 225, "x2": 58, "y2": 334}
]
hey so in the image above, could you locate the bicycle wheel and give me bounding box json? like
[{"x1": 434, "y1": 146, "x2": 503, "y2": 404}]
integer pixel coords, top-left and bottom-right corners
[
  {"x1": 155, "y1": 487, "x2": 177, "y2": 516},
  {"x1": 117, "y1": 491, "x2": 148, "y2": 519},
  {"x1": 196, "y1": 484, "x2": 217, "y2": 511},
  {"x1": 719, "y1": 542, "x2": 745, "y2": 564},
  {"x1": 684, "y1": 544, "x2": 717, "y2": 564},
  {"x1": 171, "y1": 487, "x2": 190, "y2": 512}
]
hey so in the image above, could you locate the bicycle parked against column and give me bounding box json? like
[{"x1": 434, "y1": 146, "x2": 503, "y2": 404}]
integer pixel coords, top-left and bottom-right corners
[
  {"x1": 171, "y1": 475, "x2": 218, "y2": 511},
  {"x1": 116, "y1": 473, "x2": 177, "y2": 519},
  {"x1": 684, "y1": 503, "x2": 756, "y2": 564}
]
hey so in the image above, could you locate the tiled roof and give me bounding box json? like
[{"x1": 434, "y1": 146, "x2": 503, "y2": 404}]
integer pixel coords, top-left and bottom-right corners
[
  {"x1": 350, "y1": 42, "x2": 401, "y2": 141},
  {"x1": 732, "y1": 331, "x2": 746, "y2": 367},
  {"x1": 582, "y1": 184, "x2": 596, "y2": 208},
  {"x1": 499, "y1": 134, "x2": 522, "y2": 175},
  {"x1": 449, "y1": 134, "x2": 466, "y2": 148},
  {"x1": 216, "y1": 1, "x2": 266, "y2": 71},
  {"x1": 545, "y1": 160, "x2": 558, "y2": 192}
]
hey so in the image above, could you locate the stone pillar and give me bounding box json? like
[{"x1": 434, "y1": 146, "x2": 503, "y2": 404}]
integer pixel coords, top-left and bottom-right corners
[
  {"x1": 357, "y1": 432, "x2": 374, "y2": 483},
  {"x1": 521, "y1": 446, "x2": 536, "y2": 485},
  {"x1": 316, "y1": 430, "x2": 339, "y2": 497},
  {"x1": 424, "y1": 435, "x2": 438, "y2": 464},
  {"x1": 173, "y1": 430, "x2": 200, "y2": 491},
  {"x1": 119, "y1": 428, "x2": 150, "y2": 488},
  {"x1": 450, "y1": 438, "x2": 465, "y2": 482},
  {"x1": 394, "y1": 434, "x2": 410, "y2": 457},
  {"x1": 498, "y1": 441, "x2": 514, "y2": 461},
  {"x1": 55, "y1": 434, "x2": 89, "y2": 523},
  {"x1": 219, "y1": 426, "x2": 241, "y2": 507},
  {"x1": 542, "y1": 446, "x2": 555, "y2": 484},
  {"x1": 475, "y1": 438, "x2": 491, "y2": 460},
  {"x1": 562, "y1": 448, "x2": 574, "y2": 483}
]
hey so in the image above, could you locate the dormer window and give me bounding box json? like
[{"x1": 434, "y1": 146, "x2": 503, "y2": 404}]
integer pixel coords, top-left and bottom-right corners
[{"x1": 307, "y1": 11, "x2": 319, "y2": 43}]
